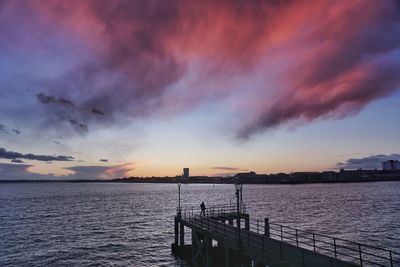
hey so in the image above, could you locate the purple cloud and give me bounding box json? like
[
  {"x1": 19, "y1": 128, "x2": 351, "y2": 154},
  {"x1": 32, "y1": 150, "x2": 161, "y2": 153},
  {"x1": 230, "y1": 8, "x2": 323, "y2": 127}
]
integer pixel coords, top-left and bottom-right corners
[
  {"x1": 336, "y1": 154, "x2": 400, "y2": 169},
  {"x1": 0, "y1": 162, "x2": 133, "y2": 180},
  {"x1": 0, "y1": 147, "x2": 74, "y2": 162},
  {"x1": 1, "y1": 0, "x2": 400, "y2": 139}
]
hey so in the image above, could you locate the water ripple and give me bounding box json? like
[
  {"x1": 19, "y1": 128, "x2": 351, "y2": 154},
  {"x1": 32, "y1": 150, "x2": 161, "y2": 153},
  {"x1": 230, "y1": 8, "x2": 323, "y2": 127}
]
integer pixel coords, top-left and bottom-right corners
[{"x1": 0, "y1": 182, "x2": 399, "y2": 266}]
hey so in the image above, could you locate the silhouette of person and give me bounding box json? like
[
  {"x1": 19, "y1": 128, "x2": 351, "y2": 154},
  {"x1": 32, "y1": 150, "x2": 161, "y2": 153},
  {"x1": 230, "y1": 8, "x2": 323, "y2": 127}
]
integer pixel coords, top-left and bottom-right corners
[{"x1": 200, "y1": 201, "x2": 206, "y2": 216}]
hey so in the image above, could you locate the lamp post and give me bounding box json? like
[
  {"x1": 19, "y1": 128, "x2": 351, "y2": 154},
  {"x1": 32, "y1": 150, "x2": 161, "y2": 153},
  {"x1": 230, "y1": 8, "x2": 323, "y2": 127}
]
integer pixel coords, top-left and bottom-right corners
[
  {"x1": 178, "y1": 176, "x2": 182, "y2": 216},
  {"x1": 234, "y1": 179, "x2": 242, "y2": 240}
]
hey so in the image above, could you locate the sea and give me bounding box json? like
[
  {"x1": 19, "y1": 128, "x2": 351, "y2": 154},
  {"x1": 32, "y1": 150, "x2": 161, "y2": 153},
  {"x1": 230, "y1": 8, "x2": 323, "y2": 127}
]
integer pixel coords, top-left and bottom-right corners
[{"x1": 0, "y1": 181, "x2": 399, "y2": 266}]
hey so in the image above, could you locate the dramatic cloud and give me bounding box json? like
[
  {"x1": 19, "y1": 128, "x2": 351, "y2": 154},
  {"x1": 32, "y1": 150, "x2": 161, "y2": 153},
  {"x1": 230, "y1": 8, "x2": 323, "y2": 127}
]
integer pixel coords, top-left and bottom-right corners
[
  {"x1": 63, "y1": 164, "x2": 134, "y2": 179},
  {"x1": 0, "y1": 163, "x2": 37, "y2": 180},
  {"x1": 1, "y1": 0, "x2": 400, "y2": 137},
  {"x1": 64, "y1": 166, "x2": 113, "y2": 180},
  {"x1": 65, "y1": 163, "x2": 135, "y2": 179},
  {"x1": 336, "y1": 154, "x2": 400, "y2": 169},
  {"x1": 92, "y1": 108, "x2": 105, "y2": 116},
  {"x1": 99, "y1": 159, "x2": 108, "y2": 162},
  {"x1": 0, "y1": 162, "x2": 134, "y2": 180},
  {"x1": 37, "y1": 93, "x2": 75, "y2": 107},
  {"x1": 212, "y1": 172, "x2": 238, "y2": 177},
  {"x1": 0, "y1": 147, "x2": 74, "y2": 162},
  {"x1": 10, "y1": 159, "x2": 24, "y2": 163},
  {"x1": 211, "y1": 167, "x2": 242, "y2": 171},
  {"x1": 67, "y1": 117, "x2": 88, "y2": 131},
  {"x1": 12, "y1": 129, "x2": 21, "y2": 135},
  {"x1": 0, "y1": 124, "x2": 20, "y2": 135},
  {"x1": 0, "y1": 163, "x2": 60, "y2": 180},
  {"x1": 0, "y1": 124, "x2": 6, "y2": 133},
  {"x1": 210, "y1": 167, "x2": 247, "y2": 177}
]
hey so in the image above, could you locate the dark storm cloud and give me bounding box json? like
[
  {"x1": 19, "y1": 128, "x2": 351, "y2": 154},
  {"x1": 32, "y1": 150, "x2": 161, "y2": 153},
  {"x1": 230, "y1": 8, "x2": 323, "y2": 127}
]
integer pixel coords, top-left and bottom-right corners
[
  {"x1": 37, "y1": 93, "x2": 75, "y2": 107},
  {"x1": 11, "y1": 159, "x2": 24, "y2": 163},
  {"x1": 68, "y1": 117, "x2": 88, "y2": 131},
  {"x1": 35, "y1": 92, "x2": 108, "y2": 133},
  {"x1": 336, "y1": 154, "x2": 400, "y2": 169},
  {"x1": 92, "y1": 108, "x2": 105, "y2": 116},
  {"x1": 100, "y1": 159, "x2": 108, "y2": 162},
  {"x1": 0, "y1": 147, "x2": 74, "y2": 162}
]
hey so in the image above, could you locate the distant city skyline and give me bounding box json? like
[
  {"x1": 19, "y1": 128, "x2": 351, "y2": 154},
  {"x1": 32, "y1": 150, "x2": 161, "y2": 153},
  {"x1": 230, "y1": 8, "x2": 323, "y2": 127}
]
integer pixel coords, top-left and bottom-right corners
[{"x1": 1, "y1": 0, "x2": 400, "y2": 180}]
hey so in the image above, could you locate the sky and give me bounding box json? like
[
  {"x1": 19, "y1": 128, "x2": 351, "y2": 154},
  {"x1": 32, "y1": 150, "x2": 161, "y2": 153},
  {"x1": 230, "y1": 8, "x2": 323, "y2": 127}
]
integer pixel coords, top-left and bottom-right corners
[{"x1": 0, "y1": 0, "x2": 400, "y2": 180}]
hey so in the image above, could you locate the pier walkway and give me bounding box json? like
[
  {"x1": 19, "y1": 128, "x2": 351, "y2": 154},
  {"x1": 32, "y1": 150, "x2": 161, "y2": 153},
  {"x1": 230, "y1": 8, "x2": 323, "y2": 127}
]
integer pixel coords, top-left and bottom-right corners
[{"x1": 172, "y1": 205, "x2": 399, "y2": 267}]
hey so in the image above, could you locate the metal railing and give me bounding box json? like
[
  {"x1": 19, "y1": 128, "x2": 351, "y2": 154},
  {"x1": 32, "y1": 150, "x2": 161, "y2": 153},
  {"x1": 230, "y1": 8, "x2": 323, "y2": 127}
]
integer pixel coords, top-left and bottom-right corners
[
  {"x1": 245, "y1": 218, "x2": 400, "y2": 267},
  {"x1": 178, "y1": 205, "x2": 400, "y2": 267},
  {"x1": 177, "y1": 203, "x2": 247, "y2": 217}
]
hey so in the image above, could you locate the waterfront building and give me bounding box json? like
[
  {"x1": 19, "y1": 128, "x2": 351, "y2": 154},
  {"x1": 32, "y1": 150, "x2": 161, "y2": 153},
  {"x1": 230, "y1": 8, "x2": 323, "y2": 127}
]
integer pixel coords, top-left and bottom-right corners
[
  {"x1": 382, "y1": 160, "x2": 400, "y2": 170},
  {"x1": 183, "y1": 168, "x2": 189, "y2": 178}
]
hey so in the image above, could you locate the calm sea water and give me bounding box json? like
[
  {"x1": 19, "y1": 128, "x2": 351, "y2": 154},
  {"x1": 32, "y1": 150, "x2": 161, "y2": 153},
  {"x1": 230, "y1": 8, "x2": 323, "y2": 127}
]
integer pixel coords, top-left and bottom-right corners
[{"x1": 0, "y1": 182, "x2": 399, "y2": 266}]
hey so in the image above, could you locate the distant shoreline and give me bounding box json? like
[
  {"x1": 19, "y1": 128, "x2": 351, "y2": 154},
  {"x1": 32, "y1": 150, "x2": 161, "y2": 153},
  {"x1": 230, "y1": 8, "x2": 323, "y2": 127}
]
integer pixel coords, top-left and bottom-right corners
[
  {"x1": 1, "y1": 176, "x2": 400, "y2": 184},
  {"x1": 2, "y1": 169, "x2": 400, "y2": 184}
]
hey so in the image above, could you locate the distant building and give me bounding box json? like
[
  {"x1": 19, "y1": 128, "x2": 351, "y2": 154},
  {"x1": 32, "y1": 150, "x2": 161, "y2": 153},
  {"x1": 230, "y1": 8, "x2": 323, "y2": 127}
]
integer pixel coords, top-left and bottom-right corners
[
  {"x1": 339, "y1": 169, "x2": 378, "y2": 179},
  {"x1": 382, "y1": 160, "x2": 400, "y2": 170},
  {"x1": 234, "y1": 171, "x2": 257, "y2": 178},
  {"x1": 234, "y1": 171, "x2": 258, "y2": 182},
  {"x1": 183, "y1": 168, "x2": 189, "y2": 178},
  {"x1": 233, "y1": 171, "x2": 270, "y2": 183}
]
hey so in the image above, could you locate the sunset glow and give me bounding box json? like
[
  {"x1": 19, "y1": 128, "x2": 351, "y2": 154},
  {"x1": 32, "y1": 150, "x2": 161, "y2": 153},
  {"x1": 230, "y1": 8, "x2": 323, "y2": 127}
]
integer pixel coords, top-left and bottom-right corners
[{"x1": 1, "y1": 0, "x2": 399, "y2": 179}]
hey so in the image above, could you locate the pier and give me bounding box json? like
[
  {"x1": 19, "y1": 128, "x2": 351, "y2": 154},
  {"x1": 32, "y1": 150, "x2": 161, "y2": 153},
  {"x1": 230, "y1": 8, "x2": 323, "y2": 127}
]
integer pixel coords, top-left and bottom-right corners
[{"x1": 171, "y1": 204, "x2": 399, "y2": 267}]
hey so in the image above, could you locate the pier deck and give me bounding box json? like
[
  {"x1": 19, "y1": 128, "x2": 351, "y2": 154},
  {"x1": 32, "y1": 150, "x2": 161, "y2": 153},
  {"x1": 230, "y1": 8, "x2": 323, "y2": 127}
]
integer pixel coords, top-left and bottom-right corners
[{"x1": 172, "y1": 205, "x2": 399, "y2": 267}]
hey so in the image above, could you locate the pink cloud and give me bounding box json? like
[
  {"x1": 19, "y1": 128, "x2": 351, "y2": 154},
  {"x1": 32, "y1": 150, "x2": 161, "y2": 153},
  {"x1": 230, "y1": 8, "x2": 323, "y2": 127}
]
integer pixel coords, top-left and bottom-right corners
[{"x1": 2, "y1": 0, "x2": 400, "y2": 137}]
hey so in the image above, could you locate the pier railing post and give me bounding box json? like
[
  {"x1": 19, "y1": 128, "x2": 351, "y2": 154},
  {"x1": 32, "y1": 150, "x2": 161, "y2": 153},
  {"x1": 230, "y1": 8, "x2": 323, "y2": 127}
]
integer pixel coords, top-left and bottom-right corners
[
  {"x1": 224, "y1": 221, "x2": 226, "y2": 238},
  {"x1": 390, "y1": 251, "x2": 393, "y2": 267},
  {"x1": 313, "y1": 233, "x2": 316, "y2": 251},
  {"x1": 264, "y1": 218, "x2": 270, "y2": 237},
  {"x1": 173, "y1": 205, "x2": 396, "y2": 267},
  {"x1": 333, "y1": 238, "x2": 337, "y2": 259},
  {"x1": 257, "y1": 220, "x2": 259, "y2": 234}
]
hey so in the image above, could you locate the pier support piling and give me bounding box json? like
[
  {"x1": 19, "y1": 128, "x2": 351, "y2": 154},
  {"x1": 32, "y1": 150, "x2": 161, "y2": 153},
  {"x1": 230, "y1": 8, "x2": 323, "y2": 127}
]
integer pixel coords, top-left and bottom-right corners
[
  {"x1": 173, "y1": 205, "x2": 362, "y2": 267},
  {"x1": 174, "y1": 216, "x2": 179, "y2": 245},
  {"x1": 180, "y1": 221, "x2": 185, "y2": 247},
  {"x1": 245, "y1": 217, "x2": 250, "y2": 231}
]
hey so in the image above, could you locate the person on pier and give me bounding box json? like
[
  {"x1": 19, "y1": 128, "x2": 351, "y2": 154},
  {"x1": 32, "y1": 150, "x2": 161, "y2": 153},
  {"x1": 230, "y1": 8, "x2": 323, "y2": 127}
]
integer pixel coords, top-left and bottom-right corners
[{"x1": 200, "y1": 201, "x2": 206, "y2": 216}]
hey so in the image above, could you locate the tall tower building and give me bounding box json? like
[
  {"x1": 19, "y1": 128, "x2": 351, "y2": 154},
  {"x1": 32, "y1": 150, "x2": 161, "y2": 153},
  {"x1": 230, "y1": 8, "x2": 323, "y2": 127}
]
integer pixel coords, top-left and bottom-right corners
[{"x1": 183, "y1": 168, "x2": 189, "y2": 178}]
